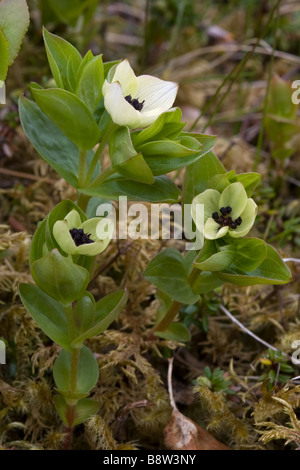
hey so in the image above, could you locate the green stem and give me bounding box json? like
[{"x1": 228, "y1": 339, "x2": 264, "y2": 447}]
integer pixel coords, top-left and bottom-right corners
[
  {"x1": 85, "y1": 122, "x2": 117, "y2": 185},
  {"x1": 152, "y1": 300, "x2": 183, "y2": 333},
  {"x1": 63, "y1": 347, "x2": 80, "y2": 440},
  {"x1": 70, "y1": 347, "x2": 81, "y2": 392},
  {"x1": 76, "y1": 193, "x2": 90, "y2": 213},
  {"x1": 152, "y1": 267, "x2": 200, "y2": 333},
  {"x1": 89, "y1": 165, "x2": 115, "y2": 188},
  {"x1": 78, "y1": 150, "x2": 88, "y2": 187},
  {"x1": 64, "y1": 304, "x2": 81, "y2": 395},
  {"x1": 65, "y1": 303, "x2": 78, "y2": 340},
  {"x1": 63, "y1": 303, "x2": 81, "y2": 436}
]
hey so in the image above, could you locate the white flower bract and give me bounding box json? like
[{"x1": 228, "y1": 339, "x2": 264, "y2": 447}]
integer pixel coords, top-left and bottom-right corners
[{"x1": 102, "y1": 60, "x2": 178, "y2": 128}]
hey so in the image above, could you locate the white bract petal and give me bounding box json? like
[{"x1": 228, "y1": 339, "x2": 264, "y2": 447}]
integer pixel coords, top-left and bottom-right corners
[
  {"x1": 53, "y1": 220, "x2": 77, "y2": 254},
  {"x1": 75, "y1": 240, "x2": 108, "y2": 256},
  {"x1": 111, "y1": 59, "x2": 138, "y2": 96},
  {"x1": 65, "y1": 209, "x2": 81, "y2": 229},
  {"x1": 192, "y1": 181, "x2": 258, "y2": 242},
  {"x1": 229, "y1": 198, "x2": 257, "y2": 238},
  {"x1": 102, "y1": 60, "x2": 178, "y2": 129},
  {"x1": 219, "y1": 182, "x2": 247, "y2": 219},
  {"x1": 136, "y1": 75, "x2": 178, "y2": 112},
  {"x1": 103, "y1": 81, "x2": 142, "y2": 128},
  {"x1": 192, "y1": 189, "x2": 221, "y2": 224},
  {"x1": 53, "y1": 210, "x2": 113, "y2": 256},
  {"x1": 204, "y1": 218, "x2": 229, "y2": 240}
]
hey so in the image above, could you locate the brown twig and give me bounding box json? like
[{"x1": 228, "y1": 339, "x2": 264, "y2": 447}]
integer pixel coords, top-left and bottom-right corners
[{"x1": 0, "y1": 167, "x2": 56, "y2": 184}]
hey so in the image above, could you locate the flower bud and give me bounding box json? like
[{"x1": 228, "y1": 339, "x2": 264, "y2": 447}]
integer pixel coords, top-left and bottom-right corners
[{"x1": 31, "y1": 249, "x2": 89, "y2": 304}]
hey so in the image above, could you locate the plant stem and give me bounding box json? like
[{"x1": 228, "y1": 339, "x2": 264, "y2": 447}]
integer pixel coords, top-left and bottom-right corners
[
  {"x1": 76, "y1": 192, "x2": 90, "y2": 213},
  {"x1": 63, "y1": 303, "x2": 81, "y2": 442},
  {"x1": 89, "y1": 165, "x2": 115, "y2": 188},
  {"x1": 70, "y1": 347, "x2": 81, "y2": 392},
  {"x1": 152, "y1": 300, "x2": 183, "y2": 333},
  {"x1": 152, "y1": 267, "x2": 200, "y2": 333},
  {"x1": 63, "y1": 425, "x2": 74, "y2": 451},
  {"x1": 63, "y1": 346, "x2": 81, "y2": 443},
  {"x1": 65, "y1": 303, "x2": 78, "y2": 340},
  {"x1": 78, "y1": 150, "x2": 88, "y2": 187},
  {"x1": 85, "y1": 122, "x2": 116, "y2": 185}
]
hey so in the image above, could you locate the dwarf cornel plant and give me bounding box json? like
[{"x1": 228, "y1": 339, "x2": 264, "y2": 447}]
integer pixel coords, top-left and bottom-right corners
[{"x1": 17, "y1": 28, "x2": 291, "y2": 440}]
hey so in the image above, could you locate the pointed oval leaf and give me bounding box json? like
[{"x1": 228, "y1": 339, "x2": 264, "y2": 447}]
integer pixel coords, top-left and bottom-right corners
[
  {"x1": 155, "y1": 322, "x2": 191, "y2": 342},
  {"x1": 19, "y1": 96, "x2": 99, "y2": 187},
  {"x1": 76, "y1": 54, "x2": 104, "y2": 113},
  {"x1": 53, "y1": 345, "x2": 99, "y2": 395},
  {"x1": 71, "y1": 289, "x2": 128, "y2": 347},
  {"x1": 217, "y1": 245, "x2": 291, "y2": 286},
  {"x1": 0, "y1": 28, "x2": 9, "y2": 81},
  {"x1": 54, "y1": 395, "x2": 99, "y2": 427},
  {"x1": 182, "y1": 151, "x2": 226, "y2": 205},
  {"x1": 19, "y1": 283, "x2": 71, "y2": 350},
  {"x1": 81, "y1": 175, "x2": 181, "y2": 203},
  {"x1": 143, "y1": 248, "x2": 200, "y2": 305},
  {"x1": 30, "y1": 87, "x2": 101, "y2": 150},
  {"x1": 43, "y1": 27, "x2": 82, "y2": 91},
  {"x1": 31, "y1": 250, "x2": 90, "y2": 304},
  {"x1": 0, "y1": 0, "x2": 29, "y2": 66},
  {"x1": 192, "y1": 271, "x2": 224, "y2": 294},
  {"x1": 110, "y1": 126, "x2": 154, "y2": 184}
]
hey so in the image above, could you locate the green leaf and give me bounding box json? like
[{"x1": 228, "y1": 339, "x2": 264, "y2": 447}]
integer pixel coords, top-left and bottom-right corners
[
  {"x1": 155, "y1": 322, "x2": 191, "y2": 342},
  {"x1": 86, "y1": 197, "x2": 111, "y2": 218},
  {"x1": 71, "y1": 290, "x2": 128, "y2": 347},
  {"x1": 192, "y1": 271, "x2": 224, "y2": 294},
  {"x1": 0, "y1": 0, "x2": 29, "y2": 66},
  {"x1": 193, "y1": 238, "x2": 267, "y2": 273},
  {"x1": 229, "y1": 238, "x2": 267, "y2": 272},
  {"x1": 207, "y1": 173, "x2": 231, "y2": 193},
  {"x1": 53, "y1": 345, "x2": 99, "y2": 395},
  {"x1": 103, "y1": 60, "x2": 121, "y2": 78},
  {"x1": 236, "y1": 173, "x2": 261, "y2": 197},
  {"x1": 30, "y1": 87, "x2": 101, "y2": 150},
  {"x1": 76, "y1": 50, "x2": 94, "y2": 82},
  {"x1": 149, "y1": 122, "x2": 186, "y2": 141},
  {"x1": 19, "y1": 96, "x2": 99, "y2": 187},
  {"x1": 54, "y1": 395, "x2": 99, "y2": 427},
  {"x1": 31, "y1": 250, "x2": 90, "y2": 304},
  {"x1": 81, "y1": 175, "x2": 181, "y2": 203},
  {"x1": 143, "y1": 248, "x2": 200, "y2": 305},
  {"x1": 76, "y1": 54, "x2": 104, "y2": 113},
  {"x1": 183, "y1": 250, "x2": 198, "y2": 273},
  {"x1": 19, "y1": 283, "x2": 71, "y2": 350},
  {"x1": 182, "y1": 151, "x2": 226, "y2": 205},
  {"x1": 73, "y1": 293, "x2": 96, "y2": 333},
  {"x1": 194, "y1": 248, "x2": 236, "y2": 272},
  {"x1": 0, "y1": 28, "x2": 9, "y2": 81},
  {"x1": 140, "y1": 139, "x2": 199, "y2": 158},
  {"x1": 143, "y1": 134, "x2": 217, "y2": 176},
  {"x1": 155, "y1": 290, "x2": 173, "y2": 324},
  {"x1": 29, "y1": 217, "x2": 48, "y2": 265},
  {"x1": 43, "y1": 27, "x2": 82, "y2": 90},
  {"x1": 217, "y1": 245, "x2": 291, "y2": 286},
  {"x1": 132, "y1": 108, "x2": 183, "y2": 148},
  {"x1": 110, "y1": 126, "x2": 154, "y2": 184}
]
